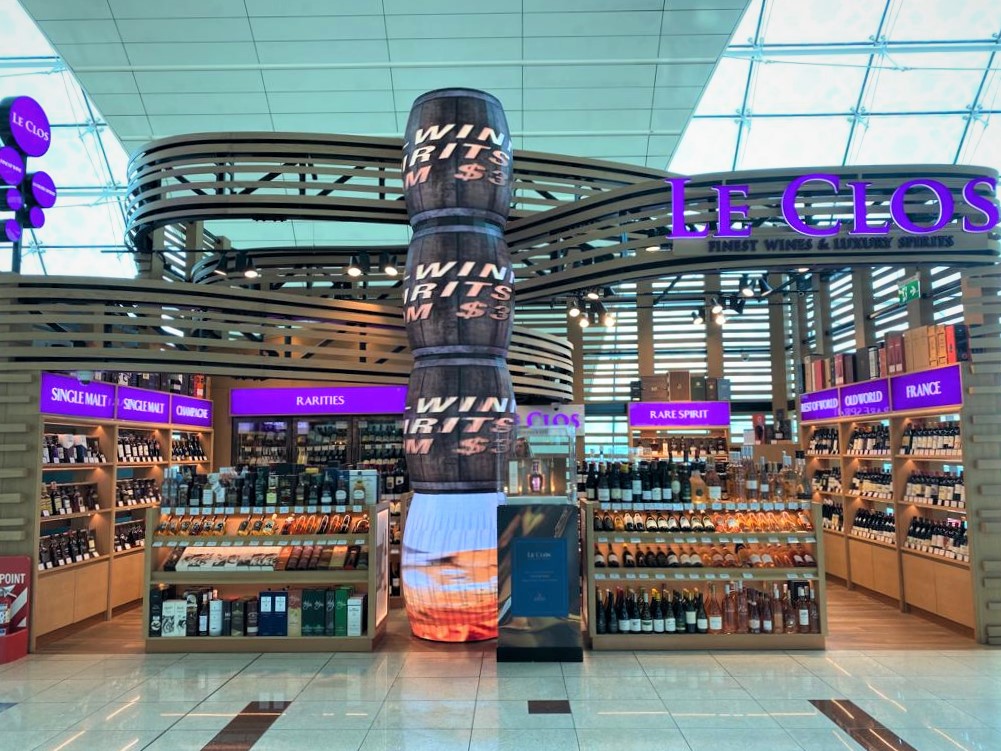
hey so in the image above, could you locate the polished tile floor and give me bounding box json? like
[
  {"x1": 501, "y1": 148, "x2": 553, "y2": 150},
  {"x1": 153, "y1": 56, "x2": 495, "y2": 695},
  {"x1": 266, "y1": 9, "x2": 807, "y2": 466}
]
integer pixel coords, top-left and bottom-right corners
[
  {"x1": 4, "y1": 584, "x2": 995, "y2": 751},
  {"x1": 2, "y1": 645, "x2": 1001, "y2": 751}
]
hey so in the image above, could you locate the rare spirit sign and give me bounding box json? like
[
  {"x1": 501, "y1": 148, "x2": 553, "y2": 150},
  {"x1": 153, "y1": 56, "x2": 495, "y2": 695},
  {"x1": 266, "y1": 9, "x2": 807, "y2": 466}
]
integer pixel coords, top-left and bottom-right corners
[{"x1": 628, "y1": 401, "x2": 731, "y2": 429}]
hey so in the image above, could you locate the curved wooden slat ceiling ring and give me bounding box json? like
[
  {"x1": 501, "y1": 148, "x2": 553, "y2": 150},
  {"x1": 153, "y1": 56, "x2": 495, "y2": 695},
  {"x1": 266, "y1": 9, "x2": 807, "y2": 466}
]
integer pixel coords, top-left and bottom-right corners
[{"x1": 0, "y1": 276, "x2": 573, "y2": 402}]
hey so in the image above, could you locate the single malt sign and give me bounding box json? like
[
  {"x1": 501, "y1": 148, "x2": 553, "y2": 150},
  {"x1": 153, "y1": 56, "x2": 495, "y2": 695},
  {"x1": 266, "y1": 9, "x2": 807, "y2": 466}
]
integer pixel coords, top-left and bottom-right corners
[{"x1": 400, "y1": 88, "x2": 516, "y2": 642}]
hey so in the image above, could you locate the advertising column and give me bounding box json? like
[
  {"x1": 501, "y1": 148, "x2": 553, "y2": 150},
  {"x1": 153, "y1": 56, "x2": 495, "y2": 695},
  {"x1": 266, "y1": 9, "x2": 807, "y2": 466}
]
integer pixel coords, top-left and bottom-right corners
[{"x1": 400, "y1": 89, "x2": 516, "y2": 641}]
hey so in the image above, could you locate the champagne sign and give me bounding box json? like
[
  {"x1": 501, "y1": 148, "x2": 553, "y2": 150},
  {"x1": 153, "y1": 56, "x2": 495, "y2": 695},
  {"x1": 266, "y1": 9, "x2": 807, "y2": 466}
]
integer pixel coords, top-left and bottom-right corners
[{"x1": 170, "y1": 394, "x2": 213, "y2": 428}]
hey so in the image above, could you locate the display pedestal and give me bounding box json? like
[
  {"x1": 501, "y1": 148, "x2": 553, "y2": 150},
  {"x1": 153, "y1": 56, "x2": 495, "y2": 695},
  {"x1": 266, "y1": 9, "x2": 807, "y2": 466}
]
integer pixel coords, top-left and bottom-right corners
[
  {"x1": 0, "y1": 629, "x2": 28, "y2": 664},
  {"x1": 496, "y1": 502, "x2": 583, "y2": 662}
]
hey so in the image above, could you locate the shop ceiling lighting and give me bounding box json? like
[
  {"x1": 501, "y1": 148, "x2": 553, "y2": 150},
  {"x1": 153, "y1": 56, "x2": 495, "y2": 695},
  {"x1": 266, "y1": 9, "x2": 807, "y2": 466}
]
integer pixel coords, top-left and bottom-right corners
[
  {"x1": 710, "y1": 296, "x2": 723, "y2": 315},
  {"x1": 235, "y1": 252, "x2": 259, "y2": 279},
  {"x1": 585, "y1": 289, "x2": 600, "y2": 301},
  {"x1": 347, "y1": 251, "x2": 371, "y2": 278},
  {"x1": 692, "y1": 308, "x2": 704, "y2": 325},
  {"x1": 381, "y1": 252, "x2": 399, "y2": 277},
  {"x1": 579, "y1": 315, "x2": 590, "y2": 328},
  {"x1": 212, "y1": 254, "x2": 228, "y2": 277},
  {"x1": 567, "y1": 298, "x2": 581, "y2": 318},
  {"x1": 757, "y1": 276, "x2": 773, "y2": 296},
  {"x1": 739, "y1": 274, "x2": 754, "y2": 297},
  {"x1": 714, "y1": 311, "x2": 727, "y2": 326},
  {"x1": 603, "y1": 310, "x2": 616, "y2": 327}
]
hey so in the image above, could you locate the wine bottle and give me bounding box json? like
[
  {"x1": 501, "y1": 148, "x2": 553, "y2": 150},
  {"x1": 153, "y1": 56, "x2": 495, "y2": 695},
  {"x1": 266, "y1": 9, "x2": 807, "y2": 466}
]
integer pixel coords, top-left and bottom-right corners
[
  {"x1": 748, "y1": 592, "x2": 761, "y2": 634},
  {"x1": 608, "y1": 590, "x2": 619, "y2": 634},
  {"x1": 628, "y1": 589, "x2": 641, "y2": 633},
  {"x1": 707, "y1": 584, "x2": 723, "y2": 634},
  {"x1": 696, "y1": 590, "x2": 709, "y2": 634},
  {"x1": 596, "y1": 589, "x2": 607, "y2": 634},
  {"x1": 683, "y1": 590, "x2": 697, "y2": 633},
  {"x1": 664, "y1": 590, "x2": 677, "y2": 633},
  {"x1": 651, "y1": 590, "x2": 665, "y2": 633},
  {"x1": 640, "y1": 590, "x2": 654, "y2": 633}
]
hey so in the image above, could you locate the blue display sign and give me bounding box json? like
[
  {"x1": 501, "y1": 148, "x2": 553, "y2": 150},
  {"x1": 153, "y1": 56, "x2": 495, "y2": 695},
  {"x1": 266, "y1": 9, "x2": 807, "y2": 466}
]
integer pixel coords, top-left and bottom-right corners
[{"x1": 510, "y1": 537, "x2": 569, "y2": 618}]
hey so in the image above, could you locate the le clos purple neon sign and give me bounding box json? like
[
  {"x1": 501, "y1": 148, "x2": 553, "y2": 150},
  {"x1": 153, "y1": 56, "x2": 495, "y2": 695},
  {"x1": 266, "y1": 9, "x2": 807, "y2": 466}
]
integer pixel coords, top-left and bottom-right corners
[{"x1": 664, "y1": 175, "x2": 998, "y2": 239}]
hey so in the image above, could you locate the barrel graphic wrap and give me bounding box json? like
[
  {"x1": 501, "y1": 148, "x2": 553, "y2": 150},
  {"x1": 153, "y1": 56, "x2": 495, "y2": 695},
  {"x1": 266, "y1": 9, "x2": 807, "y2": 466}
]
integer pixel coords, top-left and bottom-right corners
[{"x1": 400, "y1": 88, "x2": 515, "y2": 642}]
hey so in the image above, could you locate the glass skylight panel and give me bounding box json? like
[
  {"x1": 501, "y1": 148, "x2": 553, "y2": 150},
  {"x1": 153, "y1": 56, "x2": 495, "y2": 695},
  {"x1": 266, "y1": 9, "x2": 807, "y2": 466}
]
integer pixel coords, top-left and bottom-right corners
[
  {"x1": 671, "y1": 118, "x2": 740, "y2": 174},
  {"x1": 863, "y1": 53, "x2": 990, "y2": 113},
  {"x1": 750, "y1": 56, "x2": 869, "y2": 115},
  {"x1": 756, "y1": 0, "x2": 885, "y2": 45},
  {"x1": 885, "y1": 0, "x2": 1000, "y2": 42},
  {"x1": 737, "y1": 116, "x2": 852, "y2": 169},
  {"x1": 848, "y1": 114, "x2": 968, "y2": 164}
]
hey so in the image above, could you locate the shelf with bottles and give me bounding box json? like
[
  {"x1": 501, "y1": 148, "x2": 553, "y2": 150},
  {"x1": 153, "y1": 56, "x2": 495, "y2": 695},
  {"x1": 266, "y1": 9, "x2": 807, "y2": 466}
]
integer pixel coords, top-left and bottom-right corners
[
  {"x1": 844, "y1": 421, "x2": 891, "y2": 457},
  {"x1": 237, "y1": 419, "x2": 291, "y2": 466},
  {"x1": 113, "y1": 515, "x2": 146, "y2": 553},
  {"x1": 171, "y1": 430, "x2": 211, "y2": 464},
  {"x1": 295, "y1": 419, "x2": 350, "y2": 466},
  {"x1": 901, "y1": 513, "x2": 969, "y2": 566},
  {"x1": 846, "y1": 505, "x2": 897, "y2": 550},
  {"x1": 899, "y1": 500, "x2": 966, "y2": 515},
  {"x1": 630, "y1": 431, "x2": 730, "y2": 461},
  {"x1": 593, "y1": 539, "x2": 818, "y2": 571},
  {"x1": 42, "y1": 426, "x2": 111, "y2": 468},
  {"x1": 592, "y1": 580, "x2": 821, "y2": 642},
  {"x1": 898, "y1": 416, "x2": 962, "y2": 459},
  {"x1": 804, "y1": 426, "x2": 840, "y2": 456},
  {"x1": 37, "y1": 523, "x2": 106, "y2": 573},
  {"x1": 116, "y1": 428, "x2": 166, "y2": 464},
  {"x1": 115, "y1": 477, "x2": 162, "y2": 507},
  {"x1": 821, "y1": 499, "x2": 844, "y2": 534},
  {"x1": 144, "y1": 584, "x2": 382, "y2": 653},
  {"x1": 592, "y1": 507, "x2": 814, "y2": 535},
  {"x1": 151, "y1": 508, "x2": 372, "y2": 541},
  {"x1": 39, "y1": 480, "x2": 102, "y2": 518}
]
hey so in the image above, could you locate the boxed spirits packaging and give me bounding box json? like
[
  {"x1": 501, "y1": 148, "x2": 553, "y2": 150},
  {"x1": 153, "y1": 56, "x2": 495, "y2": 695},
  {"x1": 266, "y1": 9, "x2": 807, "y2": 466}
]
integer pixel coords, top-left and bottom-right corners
[
  {"x1": 669, "y1": 370, "x2": 691, "y2": 400},
  {"x1": 347, "y1": 594, "x2": 367, "y2": 637},
  {"x1": 231, "y1": 598, "x2": 245, "y2": 636},
  {"x1": 161, "y1": 599, "x2": 187, "y2": 637},
  {"x1": 334, "y1": 586, "x2": 351, "y2": 636},
  {"x1": 287, "y1": 590, "x2": 303, "y2": 637},
  {"x1": 690, "y1": 375, "x2": 707, "y2": 400}
]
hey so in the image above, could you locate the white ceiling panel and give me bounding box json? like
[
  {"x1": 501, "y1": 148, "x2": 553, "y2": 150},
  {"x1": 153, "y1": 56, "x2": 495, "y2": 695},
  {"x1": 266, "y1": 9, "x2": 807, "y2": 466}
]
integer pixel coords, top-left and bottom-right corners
[
  {"x1": 37, "y1": 19, "x2": 121, "y2": 44},
  {"x1": 523, "y1": 87, "x2": 651, "y2": 111},
  {"x1": 256, "y1": 40, "x2": 390, "y2": 65},
  {"x1": 526, "y1": 11, "x2": 663, "y2": 36},
  {"x1": 268, "y1": 90, "x2": 397, "y2": 114},
  {"x1": 388, "y1": 38, "x2": 522, "y2": 63},
  {"x1": 382, "y1": 0, "x2": 523, "y2": 14},
  {"x1": 116, "y1": 18, "x2": 254, "y2": 43},
  {"x1": 524, "y1": 109, "x2": 653, "y2": 131},
  {"x1": 661, "y1": 9, "x2": 745, "y2": 34},
  {"x1": 385, "y1": 14, "x2": 521, "y2": 39},
  {"x1": 523, "y1": 64, "x2": 658, "y2": 89},
  {"x1": 141, "y1": 92, "x2": 272, "y2": 116},
  {"x1": 148, "y1": 113, "x2": 275, "y2": 134},
  {"x1": 524, "y1": 36, "x2": 662, "y2": 60},
  {"x1": 55, "y1": 42, "x2": 130, "y2": 67},
  {"x1": 270, "y1": 112, "x2": 399, "y2": 134},
  {"x1": 262, "y1": 68, "x2": 394, "y2": 93},
  {"x1": 107, "y1": 0, "x2": 248, "y2": 19},
  {"x1": 390, "y1": 67, "x2": 523, "y2": 91},
  {"x1": 249, "y1": 16, "x2": 387, "y2": 42},
  {"x1": 19, "y1": 0, "x2": 111, "y2": 20},
  {"x1": 134, "y1": 70, "x2": 266, "y2": 94},
  {"x1": 76, "y1": 72, "x2": 140, "y2": 95},
  {"x1": 125, "y1": 42, "x2": 260, "y2": 66},
  {"x1": 21, "y1": 0, "x2": 752, "y2": 249}
]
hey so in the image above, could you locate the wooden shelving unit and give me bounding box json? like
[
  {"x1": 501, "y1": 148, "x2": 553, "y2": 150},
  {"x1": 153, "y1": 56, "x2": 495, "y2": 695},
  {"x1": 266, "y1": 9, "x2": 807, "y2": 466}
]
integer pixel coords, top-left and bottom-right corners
[
  {"x1": 802, "y1": 367, "x2": 973, "y2": 631},
  {"x1": 142, "y1": 500, "x2": 390, "y2": 653},
  {"x1": 582, "y1": 500, "x2": 826, "y2": 650},
  {"x1": 32, "y1": 415, "x2": 215, "y2": 646}
]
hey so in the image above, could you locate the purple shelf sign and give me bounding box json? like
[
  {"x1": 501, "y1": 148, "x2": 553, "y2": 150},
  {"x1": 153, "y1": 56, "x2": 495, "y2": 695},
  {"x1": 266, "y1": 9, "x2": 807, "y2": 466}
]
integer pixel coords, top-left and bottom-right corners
[
  {"x1": 891, "y1": 364, "x2": 963, "y2": 412},
  {"x1": 800, "y1": 388, "x2": 840, "y2": 422},
  {"x1": 230, "y1": 385, "x2": 407, "y2": 417},
  {"x1": 627, "y1": 401, "x2": 731, "y2": 429},
  {"x1": 39, "y1": 372, "x2": 115, "y2": 420},
  {"x1": 171, "y1": 394, "x2": 213, "y2": 428},
  {"x1": 0, "y1": 146, "x2": 24, "y2": 185},
  {"x1": 117, "y1": 386, "x2": 170, "y2": 424},
  {"x1": 840, "y1": 379, "x2": 890, "y2": 418}
]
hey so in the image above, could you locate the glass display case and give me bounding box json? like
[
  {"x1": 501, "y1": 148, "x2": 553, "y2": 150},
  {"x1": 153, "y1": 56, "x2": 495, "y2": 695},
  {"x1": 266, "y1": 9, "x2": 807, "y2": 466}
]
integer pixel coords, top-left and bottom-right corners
[
  {"x1": 235, "y1": 420, "x2": 289, "y2": 466},
  {"x1": 507, "y1": 425, "x2": 576, "y2": 504},
  {"x1": 294, "y1": 419, "x2": 350, "y2": 466}
]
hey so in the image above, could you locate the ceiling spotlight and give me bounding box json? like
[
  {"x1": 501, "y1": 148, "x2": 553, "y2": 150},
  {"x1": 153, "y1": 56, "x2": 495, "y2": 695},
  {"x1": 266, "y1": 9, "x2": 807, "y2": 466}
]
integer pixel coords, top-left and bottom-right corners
[
  {"x1": 797, "y1": 267, "x2": 809, "y2": 273},
  {"x1": 579, "y1": 316, "x2": 590, "y2": 329},
  {"x1": 602, "y1": 286, "x2": 614, "y2": 298},
  {"x1": 714, "y1": 312, "x2": 727, "y2": 326},
  {"x1": 235, "y1": 252, "x2": 259, "y2": 279},
  {"x1": 213, "y1": 254, "x2": 228, "y2": 277},
  {"x1": 692, "y1": 309, "x2": 704, "y2": 325},
  {"x1": 585, "y1": 289, "x2": 600, "y2": 301},
  {"x1": 567, "y1": 298, "x2": 582, "y2": 318},
  {"x1": 732, "y1": 297, "x2": 747, "y2": 314},
  {"x1": 347, "y1": 252, "x2": 372, "y2": 278},
  {"x1": 380, "y1": 252, "x2": 399, "y2": 277},
  {"x1": 645, "y1": 245, "x2": 660, "y2": 252},
  {"x1": 603, "y1": 310, "x2": 616, "y2": 327},
  {"x1": 710, "y1": 296, "x2": 723, "y2": 315},
  {"x1": 757, "y1": 276, "x2": 773, "y2": 296},
  {"x1": 739, "y1": 274, "x2": 754, "y2": 297}
]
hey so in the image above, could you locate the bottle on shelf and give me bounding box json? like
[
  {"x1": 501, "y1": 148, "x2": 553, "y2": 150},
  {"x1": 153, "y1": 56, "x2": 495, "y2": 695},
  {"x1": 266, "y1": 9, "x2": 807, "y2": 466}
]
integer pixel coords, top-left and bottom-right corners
[
  {"x1": 850, "y1": 507, "x2": 896, "y2": 545},
  {"x1": 807, "y1": 427, "x2": 839, "y2": 456},
  {"x1": 904, "y1": 470, "x2": 965, "y2": 509},
  {"x1": 901, "y1": 420, "x2": 962, "y2": 458}
]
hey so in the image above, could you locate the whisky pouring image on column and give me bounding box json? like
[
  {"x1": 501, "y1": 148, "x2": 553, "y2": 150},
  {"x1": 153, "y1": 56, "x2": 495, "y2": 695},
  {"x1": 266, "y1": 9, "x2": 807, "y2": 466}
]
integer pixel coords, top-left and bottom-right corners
[{"x1": 399, "y1": 89, "x2": 516, "y2": 642}]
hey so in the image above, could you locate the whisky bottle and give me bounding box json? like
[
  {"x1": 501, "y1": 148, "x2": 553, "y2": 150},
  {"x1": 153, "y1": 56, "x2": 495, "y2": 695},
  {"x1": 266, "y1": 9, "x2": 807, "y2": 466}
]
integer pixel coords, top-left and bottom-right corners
[{"x1": 528, "y1": 460, "x2": 546, "y2": 494}]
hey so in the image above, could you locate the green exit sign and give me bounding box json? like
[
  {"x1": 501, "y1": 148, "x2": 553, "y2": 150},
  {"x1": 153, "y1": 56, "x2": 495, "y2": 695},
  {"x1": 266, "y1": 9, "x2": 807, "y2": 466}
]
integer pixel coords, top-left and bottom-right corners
[{"x1": 898, "y1": 276, "x2": 920, "y2": 305}]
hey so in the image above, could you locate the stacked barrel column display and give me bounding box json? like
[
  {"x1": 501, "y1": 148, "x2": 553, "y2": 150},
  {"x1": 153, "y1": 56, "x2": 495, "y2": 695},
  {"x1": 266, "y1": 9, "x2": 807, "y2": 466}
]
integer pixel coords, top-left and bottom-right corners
[{"x1": 399, "y1": 89, "x2": 516, "y2": 642}]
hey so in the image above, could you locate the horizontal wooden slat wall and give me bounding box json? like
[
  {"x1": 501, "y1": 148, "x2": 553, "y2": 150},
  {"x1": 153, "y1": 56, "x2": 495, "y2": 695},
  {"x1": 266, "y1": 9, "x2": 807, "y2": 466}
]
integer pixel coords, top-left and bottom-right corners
[
  {"x1": 959, "y1": 264, "x2": 1001, "y2": 644},
  {"x1": 0, "y1": 276, "x2": 572, "y2": 401}
]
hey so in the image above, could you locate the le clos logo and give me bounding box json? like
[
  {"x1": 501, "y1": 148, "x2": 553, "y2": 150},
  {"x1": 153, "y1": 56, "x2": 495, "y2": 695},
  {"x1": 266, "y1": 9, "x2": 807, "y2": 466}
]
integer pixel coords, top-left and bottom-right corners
[{"x1": 664, "y1": 174, "x2": 998, "y2": 239}]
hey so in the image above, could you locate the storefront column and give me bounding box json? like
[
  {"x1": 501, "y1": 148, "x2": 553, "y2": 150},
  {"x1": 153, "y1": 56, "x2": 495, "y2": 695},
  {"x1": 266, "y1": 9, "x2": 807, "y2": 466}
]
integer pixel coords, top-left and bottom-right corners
[
  {"x1": 637, "y1": 281, "x2": 655, "y2": 379},
  {"x1": 851, "y1": 267, "x2": 877, "y2": 348},
  {"x1": 705, "y1": 272, "x2": 723, "y2": 378},
  {"x1": 768, "y1": 273, "x2": 788, "y2": 414},
  {"x1": 813, "y1": 274, "x2": 834, "y2": 355}
]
